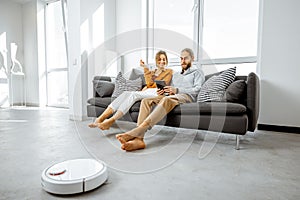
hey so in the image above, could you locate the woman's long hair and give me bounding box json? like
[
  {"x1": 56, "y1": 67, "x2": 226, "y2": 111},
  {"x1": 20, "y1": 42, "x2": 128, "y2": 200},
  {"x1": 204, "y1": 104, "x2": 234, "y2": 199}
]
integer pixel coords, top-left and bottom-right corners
[{"x1": 155, "y1": 50, "x2": 168, "y2": 67}]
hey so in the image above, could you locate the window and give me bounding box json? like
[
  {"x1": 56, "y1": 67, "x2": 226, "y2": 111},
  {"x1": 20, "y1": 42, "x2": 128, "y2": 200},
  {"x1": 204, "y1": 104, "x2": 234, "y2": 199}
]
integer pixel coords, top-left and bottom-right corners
[
  {"x1": 47, "y1": 71, "x2": 68, "y2": 106},
  {"x1": 146, "y1": 0, "x2": 259, "y2": 75},
  {"x1": 201, "y1": 0, "x2": 259, "y2": 75},
  {"x1": 148, "y1": 0, "x2": 196, "y2": 64},
  {"x1": 202, "y1": 0, "x2": 259, "y2": 59},
  {"x1": 152, "y1": 0, "x2": 195, "y2": 41},
  {"x1": 45, "y1": 0, "x2": 68, "y2": 107}
]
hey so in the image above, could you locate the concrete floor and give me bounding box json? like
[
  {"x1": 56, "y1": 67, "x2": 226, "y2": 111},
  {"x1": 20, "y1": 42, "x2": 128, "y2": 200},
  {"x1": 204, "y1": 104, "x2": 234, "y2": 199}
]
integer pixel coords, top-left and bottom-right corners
[{"x1": 0, "y1": 107, "x2": 299, "y2": 200}]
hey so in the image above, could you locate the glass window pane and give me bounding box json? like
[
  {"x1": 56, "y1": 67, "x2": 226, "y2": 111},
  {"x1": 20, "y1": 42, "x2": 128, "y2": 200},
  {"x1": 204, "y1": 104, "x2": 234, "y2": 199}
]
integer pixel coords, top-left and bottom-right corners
[
  {"x1": 154, "y1": 0, "x2": 194, "y2": 40},
  {"x1": 46, "y1": 1, "x2": 67, "y2": 69},
  {"x1": 202, "y1": 0, "x2": 259, "y2": 59},
  {"x1": 153, "y1": 0, "x2": 195, "y2": 60},
  {"x1": 47, "y1": 71, "x2": 68, "y2": 107},
  {"x1": 46, "y1": 1, "x2": 68, "y2": 108}
]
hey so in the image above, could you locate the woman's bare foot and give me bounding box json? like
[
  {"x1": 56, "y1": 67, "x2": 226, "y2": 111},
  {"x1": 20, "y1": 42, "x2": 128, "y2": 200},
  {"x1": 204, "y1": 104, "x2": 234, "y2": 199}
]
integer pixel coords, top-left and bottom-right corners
[
  {"x1": 122, "y1": 138, "x2": 146, "y2": 151},
  {"x1": 88, "y1": 123, "x2": 98, "y2": 128},
  {"x1": 89, "y1": 107, "x2": 114, "y2": 128},
  {"x1": 97, "y1": 118, "x2": 115, "y2": 130},
  {"x1": 88, "y1": 116, "x2": 106, "y2": 128}
]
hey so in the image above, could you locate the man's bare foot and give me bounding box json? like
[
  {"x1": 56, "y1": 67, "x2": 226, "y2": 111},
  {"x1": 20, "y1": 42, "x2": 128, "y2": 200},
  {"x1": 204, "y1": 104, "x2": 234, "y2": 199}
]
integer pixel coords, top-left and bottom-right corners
[
  {"x1": 122, "y1": 138, "x2": 146, "y2": 151},
  {"x1": 116, "y1": 133, "x2": 136, "y2": 144},
  {"x1": 116, "y1": 126, "x2": 148, "y2": 144},
  {"x1": 97, "y1": 118, "x2": 115, "y2": 130}
]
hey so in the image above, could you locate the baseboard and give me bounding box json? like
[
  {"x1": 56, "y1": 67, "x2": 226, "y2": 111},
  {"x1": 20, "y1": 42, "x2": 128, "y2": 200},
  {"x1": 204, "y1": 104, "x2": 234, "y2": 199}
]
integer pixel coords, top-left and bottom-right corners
[
  {"x1": 24, "y1": 103, "x2": 40, "y2": 107},
  {"x1": 10, "y1": 103, "x2": 39, "y2": 107},
  {"x1": 257, "y1": 124, "x2": 300, "y2": 134}
]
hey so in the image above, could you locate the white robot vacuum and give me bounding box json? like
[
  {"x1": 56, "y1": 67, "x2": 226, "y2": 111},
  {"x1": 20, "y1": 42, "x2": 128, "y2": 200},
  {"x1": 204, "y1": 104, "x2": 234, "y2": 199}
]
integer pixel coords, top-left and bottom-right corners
[{"x1": 41, "y1": 158, "x2": 108, "y2": 195}]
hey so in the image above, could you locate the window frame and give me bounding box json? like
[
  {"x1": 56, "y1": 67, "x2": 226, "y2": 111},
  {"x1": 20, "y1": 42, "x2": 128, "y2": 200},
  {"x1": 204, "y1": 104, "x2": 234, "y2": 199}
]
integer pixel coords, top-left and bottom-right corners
[
  {"x1": 44, "y1": 0, "x2": 69, "y2": 108},
  {"x1": 146, "y1": 0, "x2": 258, "y2": 70}
]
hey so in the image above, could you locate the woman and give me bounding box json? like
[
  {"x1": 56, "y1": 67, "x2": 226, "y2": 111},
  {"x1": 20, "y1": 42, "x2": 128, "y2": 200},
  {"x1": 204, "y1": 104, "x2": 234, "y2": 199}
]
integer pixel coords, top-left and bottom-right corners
[{"x1": 88, "y1": 50, "x2": 173, "y2": 130}]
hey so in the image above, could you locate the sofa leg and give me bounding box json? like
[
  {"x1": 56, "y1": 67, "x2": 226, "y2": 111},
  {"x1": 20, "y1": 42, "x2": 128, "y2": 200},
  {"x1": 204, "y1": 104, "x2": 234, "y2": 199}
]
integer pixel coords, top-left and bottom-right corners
[{"x1": 235, "y1": 135, "x2": 240, "y2": 150}]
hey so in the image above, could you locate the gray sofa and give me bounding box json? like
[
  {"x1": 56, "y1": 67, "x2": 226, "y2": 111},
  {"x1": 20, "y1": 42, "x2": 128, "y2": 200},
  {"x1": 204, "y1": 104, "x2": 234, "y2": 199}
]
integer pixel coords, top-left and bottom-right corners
[{"x1": 87, "y1": 71, "x2": 260, "y2": 149}]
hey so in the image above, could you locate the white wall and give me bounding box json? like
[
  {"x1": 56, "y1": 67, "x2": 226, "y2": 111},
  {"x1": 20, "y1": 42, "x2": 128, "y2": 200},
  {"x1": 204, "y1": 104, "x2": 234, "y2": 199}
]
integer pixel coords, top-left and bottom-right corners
[
  {"x1": 23, "y1": 0, "x2": 40, "y2": 106},
  {"x1": 80, "y1": 0, "x2": 116, "y2": 93},
  {"x1": 116, "y1": 0, "x2": 144, "y2": 74},
  {"x1": 0, "y1": 0, "x2": 24, "y2": 68},
  {"x1": 258, "y1": 0, "x2": 300, "y2": 127},
  {"x1": 116, "y1": 0, "x2": 142, "y2": 35},
  {"x1": 0, "y1": 0, "x2": 43, "y2": 106},
  {"x1": 68, "y1": 0, "x2": 118, "y2": 120},
  {"x1": 0, "y1": 0, "x2": 24, "y2": 105},
  {"x1": 37, "y1": 0, "x2": 46, "y2": 106},
  {"x1": 68, "y1": 0, "x2": 83, "y2": 120}
]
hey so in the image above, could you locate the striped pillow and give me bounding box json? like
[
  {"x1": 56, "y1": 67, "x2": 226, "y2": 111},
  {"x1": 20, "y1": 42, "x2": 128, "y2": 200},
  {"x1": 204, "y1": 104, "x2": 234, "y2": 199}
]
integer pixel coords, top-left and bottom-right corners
[
  {"x1": 197, "y1": 67, "x2": 236, "y2": 102},
  {"x1": 112, "y1": 72, "x2": 142, "y2": 98}
]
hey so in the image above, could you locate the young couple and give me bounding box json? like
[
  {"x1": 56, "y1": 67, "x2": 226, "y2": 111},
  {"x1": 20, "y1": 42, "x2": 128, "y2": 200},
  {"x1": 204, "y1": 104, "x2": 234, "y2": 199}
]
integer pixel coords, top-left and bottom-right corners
[{"x1": 89, "y1": 48, "x2": 205, "y2": 151}]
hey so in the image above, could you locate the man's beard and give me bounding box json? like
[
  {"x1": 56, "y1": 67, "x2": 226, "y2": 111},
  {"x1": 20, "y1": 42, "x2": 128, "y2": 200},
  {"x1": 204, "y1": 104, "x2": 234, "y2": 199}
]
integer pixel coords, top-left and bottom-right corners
[{"x1": 181, "y1": 62, "x2": 191, "y2": 74}]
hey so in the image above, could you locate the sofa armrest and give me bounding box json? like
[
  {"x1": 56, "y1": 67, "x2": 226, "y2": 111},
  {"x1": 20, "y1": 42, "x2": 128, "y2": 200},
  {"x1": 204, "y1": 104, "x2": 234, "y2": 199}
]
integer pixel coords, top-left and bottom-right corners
[
  {"x1": 246, "y1": 72, "x2": 260, "y2": 131},
  {"x1": 92, "y1": 76, "x2": 113, "y2": 97}
]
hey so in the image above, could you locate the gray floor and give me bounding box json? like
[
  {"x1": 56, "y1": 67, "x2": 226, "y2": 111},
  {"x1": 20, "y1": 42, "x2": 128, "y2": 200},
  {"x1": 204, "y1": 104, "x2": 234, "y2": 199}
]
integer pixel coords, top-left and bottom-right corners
[{"x1": 0, "y1": 107, "x2": 299, "y2": 200}]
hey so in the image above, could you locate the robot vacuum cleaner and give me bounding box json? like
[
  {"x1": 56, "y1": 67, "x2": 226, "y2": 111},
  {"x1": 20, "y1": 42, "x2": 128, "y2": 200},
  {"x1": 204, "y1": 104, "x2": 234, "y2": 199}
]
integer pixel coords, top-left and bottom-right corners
[{"x1": 41, "y1": 158, "x2": 108, "y2": 195}]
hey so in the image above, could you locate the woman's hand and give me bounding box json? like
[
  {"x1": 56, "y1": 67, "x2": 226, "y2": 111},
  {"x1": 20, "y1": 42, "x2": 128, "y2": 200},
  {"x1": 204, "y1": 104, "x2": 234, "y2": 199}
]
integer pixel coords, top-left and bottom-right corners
[
  {"x1": 140, "y1": 59, "x2": 147, "y2": 68},
  {"x1": 163, "y1": 86, "x2": 177, "y2": 95}
]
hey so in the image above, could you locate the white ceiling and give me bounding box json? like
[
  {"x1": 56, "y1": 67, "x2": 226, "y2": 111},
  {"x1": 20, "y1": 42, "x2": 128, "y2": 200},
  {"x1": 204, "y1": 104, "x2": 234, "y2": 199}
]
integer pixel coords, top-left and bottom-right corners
[
  {"x1": 11, "y1": 0, "x2": 34, "y2": 4},
  {"x1": 10, "y1": 0, "x2": 47, "y2": 4}
]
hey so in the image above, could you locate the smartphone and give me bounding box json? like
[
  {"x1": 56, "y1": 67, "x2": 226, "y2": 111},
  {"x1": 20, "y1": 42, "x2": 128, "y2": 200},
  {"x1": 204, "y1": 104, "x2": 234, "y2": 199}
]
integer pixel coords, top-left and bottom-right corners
[{"x1": 154, "y1": 80, "x2": 166, "y2": 90}]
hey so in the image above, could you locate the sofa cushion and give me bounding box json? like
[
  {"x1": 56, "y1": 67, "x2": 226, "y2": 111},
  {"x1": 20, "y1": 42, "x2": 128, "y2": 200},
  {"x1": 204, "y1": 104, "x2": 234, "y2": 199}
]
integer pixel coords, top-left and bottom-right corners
[
  {"x1": 87, "y1": 97, "x2": 114, "y2": 108},
  {"x1": 168, "y1": 102, "x2": 247, "y2": 115},
  {"x1": 129, "y1": 68, "x2": 146, "y2": 86},
  {"x1": 88, "y1": 98, "x2": 247, "y2": 115},
  {"x1": 222, "y1": 80, "x2": 246, "y2": 103},
  {"x1": 112, "y1": 72, "x2": 142, "y2": 98},
  {"x1": 198, "y1": 67, "x2": 236, "y2": 102},
  {"x1": 129, "y1": 101, "x2": 142, "y2": 112},
  {"x1": 93, "y1": 80, "x2": 115, "y2": 97}
]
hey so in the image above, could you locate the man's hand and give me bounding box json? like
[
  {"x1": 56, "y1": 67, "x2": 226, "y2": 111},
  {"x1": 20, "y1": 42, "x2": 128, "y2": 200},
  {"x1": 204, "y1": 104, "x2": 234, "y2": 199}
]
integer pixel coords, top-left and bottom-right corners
[
  {"x1": 157, "y1": 88, "x2": 165, "y2": 95},
  {"x1": 163, "y1": 86, "x2": 177, "y2": 95}
]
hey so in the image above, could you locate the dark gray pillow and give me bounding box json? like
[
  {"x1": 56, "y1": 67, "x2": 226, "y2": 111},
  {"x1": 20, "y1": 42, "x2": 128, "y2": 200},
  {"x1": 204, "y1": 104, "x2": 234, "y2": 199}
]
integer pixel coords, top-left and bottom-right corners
[
  {"x1": 129, "y1": 68, "x2": 146, "y2": 86},
  {"x1": 93, "y1": 76, "x2": 112, "y2": 82},
  {"x1": 222, "y1": 80, "x2": 246, "y2": 102},
  {"x1": 93, "y1": 80, "x2": 115, "y2": 97}
]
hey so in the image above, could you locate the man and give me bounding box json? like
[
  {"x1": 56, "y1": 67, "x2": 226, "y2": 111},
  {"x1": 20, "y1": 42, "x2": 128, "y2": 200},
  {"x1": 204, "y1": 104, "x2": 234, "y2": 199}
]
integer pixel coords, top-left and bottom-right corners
[{"x1": 116, "y1": 48, "x2": 205, "y2": 151}]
